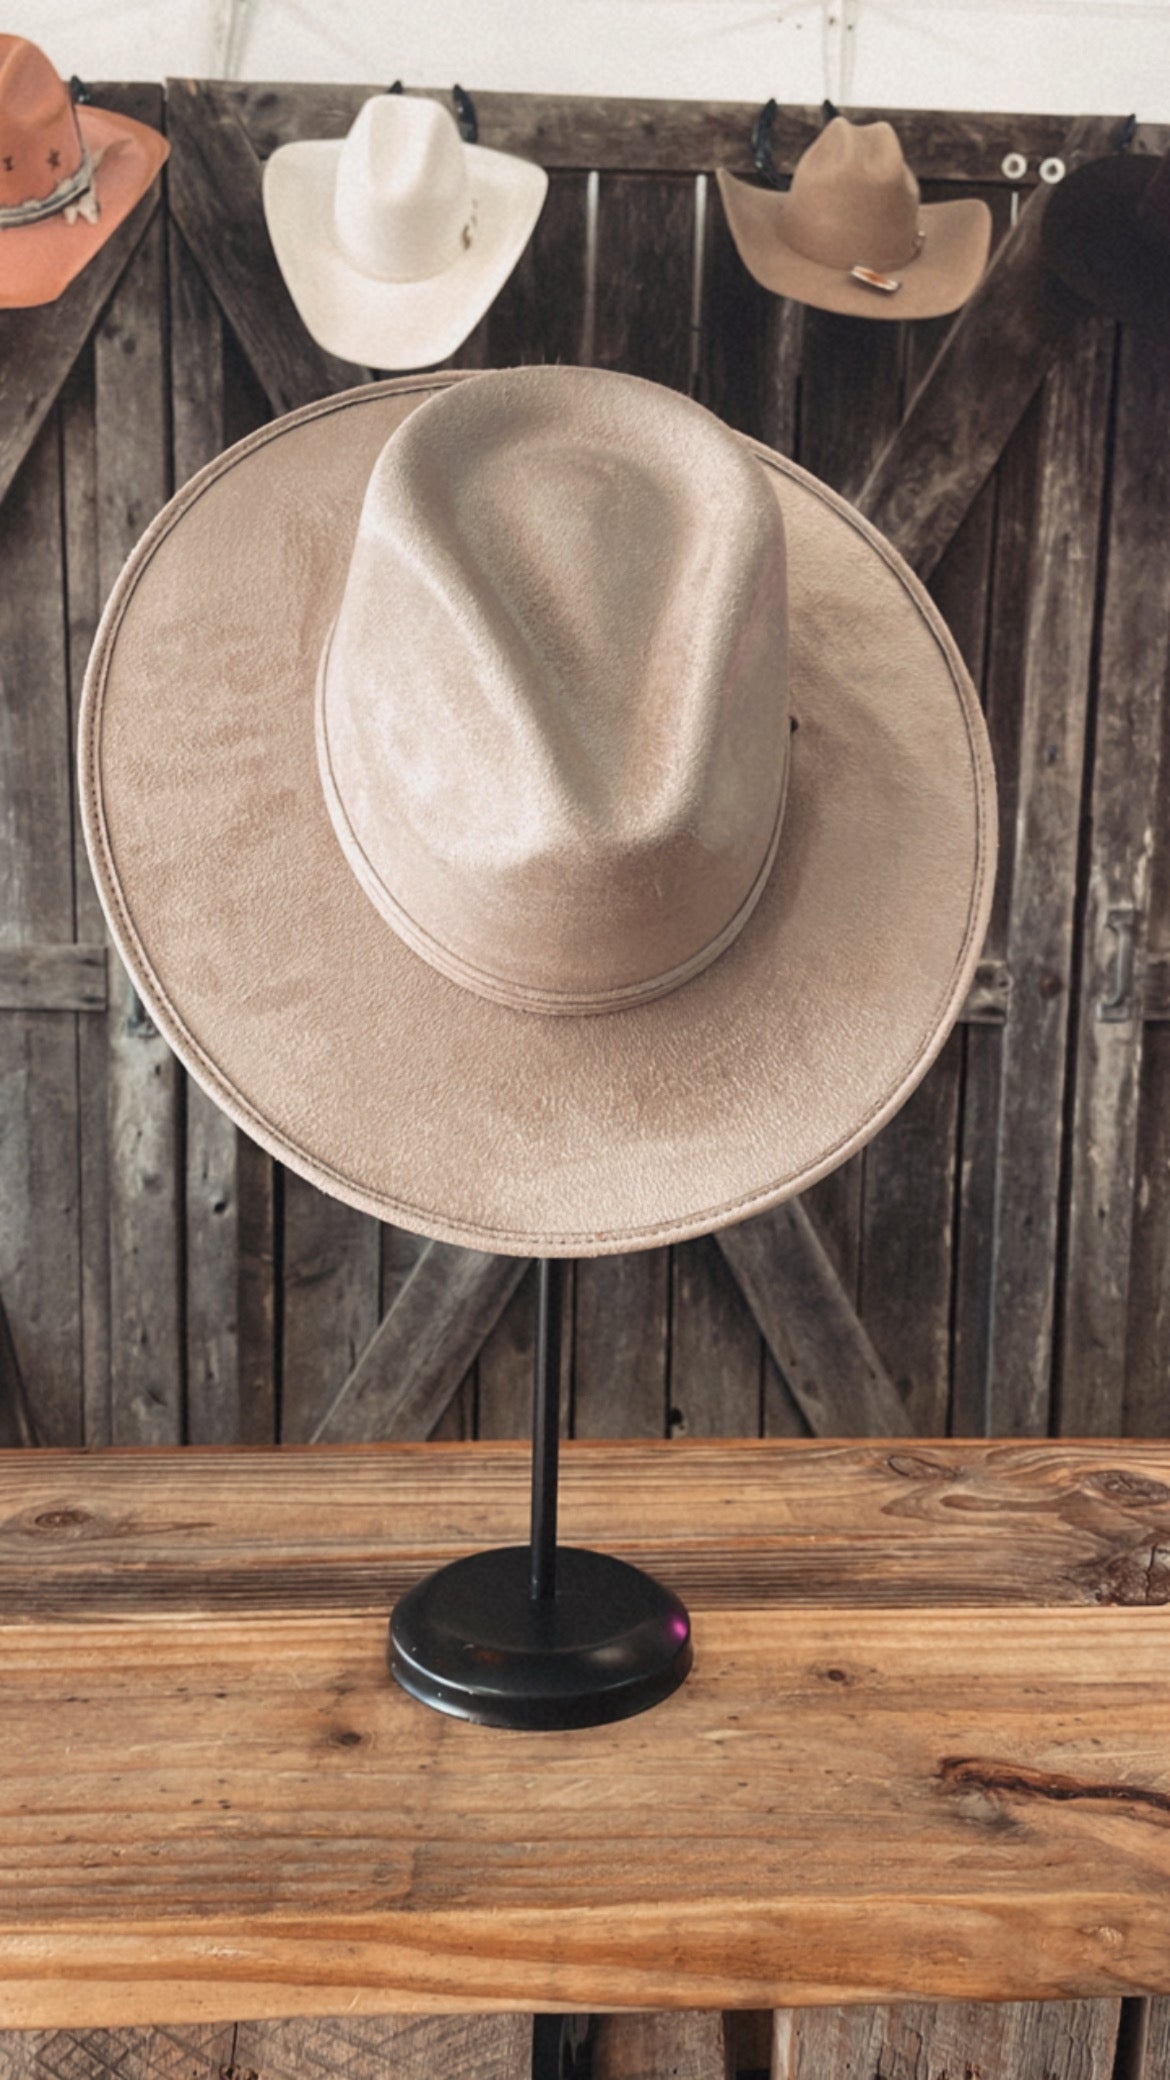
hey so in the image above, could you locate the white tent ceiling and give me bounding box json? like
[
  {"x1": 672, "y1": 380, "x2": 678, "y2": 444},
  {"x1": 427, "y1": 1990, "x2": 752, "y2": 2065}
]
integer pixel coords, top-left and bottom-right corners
[{"x1": 8, "y1": 0, "x2": 1170, "y2": 121}]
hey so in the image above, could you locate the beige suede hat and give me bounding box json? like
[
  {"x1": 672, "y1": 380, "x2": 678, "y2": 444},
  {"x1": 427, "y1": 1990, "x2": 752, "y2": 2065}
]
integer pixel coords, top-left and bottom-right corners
[
  {"x1": 717, "y1": 115, "x2": 992, "y2": 319},
  {"x1": 80, "y1": 367, "x2": 995, "y2": 1257}
]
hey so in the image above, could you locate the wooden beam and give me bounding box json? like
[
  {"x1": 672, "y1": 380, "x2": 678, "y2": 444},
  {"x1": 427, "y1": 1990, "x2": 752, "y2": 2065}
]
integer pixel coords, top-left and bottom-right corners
[
  {"x1": 0, "y1": 946, "x2": 106, "y2": 1013},
  {"x1": 306, "y1": 1243, "x2": 527, "y2": 1443},
  {"x1": 233, "y1": 2013, "x2": 532, "y2": 2079},
  {"x1": 717, "y1": 1201, "x2": 912, "y2": 1436},
  {"x1": 856, "y1": 117, "x2": 1105, "y2": 581},
  {"x1": 776, "y1": 1999, "x2": 1121, "y2": 2080},
  {"x1": 6, "y1": 1442, "x2": 1170, "y2": 2022},
  {"x1": 166, "y1": 79, "x2": 366, "y2": 414},
  {"x1": 983, "y1": 315, "x2": 1115, "y2": 1436},
  {"x1": 0, "y1": 87, "x2": 162, "y2": 513},
  {"x1": 1059, "y1": 332, "x2": 1170, "y2": 1437},
  {"x1": 222, "y1": 85, "x2": 1151, "y2": 180}
]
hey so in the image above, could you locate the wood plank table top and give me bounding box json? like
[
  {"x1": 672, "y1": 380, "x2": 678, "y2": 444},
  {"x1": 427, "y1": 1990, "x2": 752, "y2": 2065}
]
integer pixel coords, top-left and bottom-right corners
[{"x1": 2, "y1": 1438, "x2": 1170, "y2": 2027}]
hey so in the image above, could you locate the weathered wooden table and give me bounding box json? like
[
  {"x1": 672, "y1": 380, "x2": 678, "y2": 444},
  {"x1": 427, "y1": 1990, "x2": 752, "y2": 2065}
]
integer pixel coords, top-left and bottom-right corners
[{"x1": 1, "y1": 1439, "x2": 1169, "y2": 2031}]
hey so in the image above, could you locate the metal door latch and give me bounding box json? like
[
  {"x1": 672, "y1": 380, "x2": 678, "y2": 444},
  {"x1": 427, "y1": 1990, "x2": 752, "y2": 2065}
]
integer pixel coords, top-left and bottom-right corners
[{"x1": 1097, "y1": 906, "x2": 1138, "y2": 1022}]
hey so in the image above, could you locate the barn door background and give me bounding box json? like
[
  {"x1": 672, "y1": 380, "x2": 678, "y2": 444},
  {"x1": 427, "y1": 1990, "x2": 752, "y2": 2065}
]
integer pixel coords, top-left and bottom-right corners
[{"x1": 2, "y1": 80, "x2": 1170, "y2": 2080}]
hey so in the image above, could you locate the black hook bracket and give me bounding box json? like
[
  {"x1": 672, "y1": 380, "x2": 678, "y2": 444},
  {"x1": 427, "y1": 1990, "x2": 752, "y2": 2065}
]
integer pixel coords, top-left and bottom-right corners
[
  {"x1": 452, "y1": 83, "x2": 478, "y2": 143},
  {"x1": 1113, "y1": 111, "x2": 1138, "y2": 152},
  {"x1": 750, "y1": 98, "x2": 784, "y2": 189},
  {"x1": 68, "y1": 75, "x2": 94, "y2": 105}
]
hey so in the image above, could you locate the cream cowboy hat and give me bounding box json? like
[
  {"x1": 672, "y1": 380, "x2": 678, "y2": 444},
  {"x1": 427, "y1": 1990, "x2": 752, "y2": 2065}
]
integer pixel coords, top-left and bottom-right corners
[
  {"x1": 80, "y1": 366, "x2": 995, "y2": 1258},
  {"x1": 262, "y1": 94, "x2": 548, "y2": 368},
  {"x1": 0, "y1": 34, "x2": 168, "y2": 310},
  {"x1": 717, "y1": 115, "x2": 992, "y2": 320}
]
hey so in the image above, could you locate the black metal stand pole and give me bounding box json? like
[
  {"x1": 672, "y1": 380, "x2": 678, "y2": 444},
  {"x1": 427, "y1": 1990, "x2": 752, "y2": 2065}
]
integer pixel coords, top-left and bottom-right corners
[
  {"x1": 388, "y1": 1253, "x2": 692, "y2": 1728},
  {"x1": 530, "y1": 1257, "x2": 563, "y2": 1603}
]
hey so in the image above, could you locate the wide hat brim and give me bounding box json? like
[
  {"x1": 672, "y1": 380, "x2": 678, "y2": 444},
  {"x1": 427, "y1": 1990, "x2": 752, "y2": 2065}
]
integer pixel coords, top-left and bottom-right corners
[
  {"x1": 262, "y1": 136, "x2": 548, "y2": 368},
  {"x1": 1041, "y1": 153, "x2": 1170, "y2": 336},
  {"x1": 0, "y1": 103, "x2": 168, "y2": 309},
  {"x1": 80, "y1": 375, "x2": 995, "y2": 1259},
  {"x1": 716, "y1": 167, "x2": 992, "y2": 319}
]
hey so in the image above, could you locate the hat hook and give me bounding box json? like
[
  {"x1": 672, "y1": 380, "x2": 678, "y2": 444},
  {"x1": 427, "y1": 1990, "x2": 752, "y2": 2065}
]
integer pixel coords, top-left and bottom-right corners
[
  {"x1": 384, "y1": 78, "x2": 404, "y2": 94},
  {"x1": 1112, "y1": 112, "x2": 1138, "y2": 153},
  {"x1": 68, "y1": 75, "x2": 94, "y2": 105},
  {"x1": 452, "y1": 83, "x2": 478, "y2": 144},
  {"x1": 750, "y1": 98, "x2": 784, "y2": 189}
]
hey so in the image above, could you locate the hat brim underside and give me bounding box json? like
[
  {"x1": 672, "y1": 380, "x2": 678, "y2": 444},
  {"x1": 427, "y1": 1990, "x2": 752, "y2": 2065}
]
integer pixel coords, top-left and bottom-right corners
[
  {"x1": 715, "y1": 169, "x2": 992, "y2": 319},
  {"x1": 0, "y1": 104, "x2": 168, "y2": 309},
  {"x1": 262, "y1": 138, "x2": 548, "y2": 368},
  {"x1": 1041, "y1": 155, "x2": 1170, "y2": 336},
  {"x1": 81, "y1": 377, "x2": 995, "y2": 1258}
]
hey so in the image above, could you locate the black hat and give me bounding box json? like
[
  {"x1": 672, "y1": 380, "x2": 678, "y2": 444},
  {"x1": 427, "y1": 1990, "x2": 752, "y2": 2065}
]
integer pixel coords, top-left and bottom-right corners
[{"x1": 1042, "y1": 145, "x2": 1170, "y2": 338}]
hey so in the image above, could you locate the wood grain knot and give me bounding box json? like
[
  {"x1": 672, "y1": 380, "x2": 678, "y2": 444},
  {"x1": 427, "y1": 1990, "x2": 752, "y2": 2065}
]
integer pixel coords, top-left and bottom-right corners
[
  {"x1": 1085, "y1": 1469, "x2": 1170, "y2": 1506},
  {"x1": 32, "y1": 1508, "x2": 90, "y2": 1531},
  {"x1": 329, "y1": 1728, "x2": 364, "y2": 1747},
  {"x1": 886, "y1": 1452, "x2": 958, "y2": 1482},
  {"x1": 939, "y1": 1756, "x2": 1170, "y2": 1821}
]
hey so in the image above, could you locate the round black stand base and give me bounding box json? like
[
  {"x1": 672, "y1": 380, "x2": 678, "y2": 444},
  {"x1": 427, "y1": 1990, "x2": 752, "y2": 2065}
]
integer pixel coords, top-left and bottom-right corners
[{"x1": 389, "y1": 1545, "x2": 693, "y2": 1730}]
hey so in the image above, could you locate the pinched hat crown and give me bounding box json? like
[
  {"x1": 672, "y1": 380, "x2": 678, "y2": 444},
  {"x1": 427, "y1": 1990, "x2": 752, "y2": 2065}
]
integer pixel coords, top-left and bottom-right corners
[
  {"x1": 332, "y1": 95, "x2": 476, "y2": 283},
  {"x1": 785, "y1": 116, "x2": 921, "y2": 273},
  {"x1": 0, "y1": 35, "x2": 86, "y2": 220},
  {"x1": 316, "y1": 367, "x2": 791, "y2": 1014}
]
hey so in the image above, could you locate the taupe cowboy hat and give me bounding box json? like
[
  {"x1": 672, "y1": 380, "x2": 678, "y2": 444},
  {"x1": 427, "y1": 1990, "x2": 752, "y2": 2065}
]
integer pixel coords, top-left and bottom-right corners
[
  {"x1": 263, "y1": 93, "x2": 548, "y2": 368},
  {"x1": 0, "y1": 34, "x2": 168, "y2": 310},
  {"x1": 1042, "y1": 145, "x2": 1170, "y2": 338},
  {"x1": 716, "y1": 114, "x2": 992, "y2": 319},
  {"x1": 80, "y1": 366, "x2": 995, "y2": 1258}
]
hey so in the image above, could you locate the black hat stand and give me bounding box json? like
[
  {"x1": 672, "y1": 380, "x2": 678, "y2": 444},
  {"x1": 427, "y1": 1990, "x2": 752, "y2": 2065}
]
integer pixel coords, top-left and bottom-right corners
[{"x1": 388, "y1": 1258, "x2": 693, "y2": 1729}]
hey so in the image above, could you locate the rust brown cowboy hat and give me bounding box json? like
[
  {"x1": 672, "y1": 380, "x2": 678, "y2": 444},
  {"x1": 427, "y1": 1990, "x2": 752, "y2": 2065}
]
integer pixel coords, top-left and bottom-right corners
[
  {"x1": 717, "y1": 114, "x2": 992, "y2": 319},
  {"x1": 80, "y1": 365, "x2": 995, "y2": 1257},
  {"x1": 0, "y1": 35, "x2": 168, "y2": 310}
]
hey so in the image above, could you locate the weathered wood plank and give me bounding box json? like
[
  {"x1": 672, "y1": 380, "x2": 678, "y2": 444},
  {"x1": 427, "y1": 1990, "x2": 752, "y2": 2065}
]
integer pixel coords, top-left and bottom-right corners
[
  {"x1": 574, "y1": 1249, "x2": 670, "y2": 1437},
  {"x1": 307, "y1": 1244, "x2": 526, "y2": 1442},
  {"x1": 5, "y1": 1440, "x2": 1170, "y2": 1617},
  {"x1": 6, "y1": 1443, "x2": 1170, "y2": 2022},
  {"x1": 0, "y1": 2023, "x2": 235, "y2": 2080},
  {"x1": 234, "y1": 2012, "x2": 532, "y2": 2079},
  {"x1": 593, "y1": 174, "x2": 695, "y2": 391},
  {"x1": 774, "y1": 1998, "x2": 1121, "y2": 2079},
  {"x1": 477, "y1": 1260, "x2": 573, "y2": 1442},
  {"x1": 1059, "y1": 330, "x2": 1170, "y2": 1437},
  {"x1": 166, "y1": 78, "x2": 366, "y2": 413},
  {"x1": 982, "y1": 317, "x2": 1115, "y2": 1436},
  {"x1": 697, "y1": 175, "x2": 803, "y2": 456},
  {"x1": 718, "y1": 1203, "x2": 912, "y2": 1436},
  {"x1": 1125, "y1": 702, "x2": 1170, "y2": 1440},
  {"x1": 0, "y1": 946, "x2": 105, "y2": 1012},
  {"x1": 0, "y1": 1292, "x2": 36, "y2": 1449},
  {"x1": 795, "y1": 304, "x2": 903, "y2": 1297},
  {"x1": 0, "y1": 411, "x2": 83, "y2": 1448},
  {"x1": 484, "y1": 170, "x2": 591, "y2": 368},
  {"x1": 224, "y1": 84, "x2": 1148, "y2": 180},
  {"x1": 593, "y1": 2011, "x2": 730, "y2": 2079},
  {"x1": 60, "y1": 350, "x2": 112, "y2": 1447},
  {"x1": 93, "y1": 196, "x2": 183, "y2": 1446},
  {"x1": 281, "y1": 1181, "x2": 382, "y2": 1444},
  {"x1": 168, "y1": 218, "x2": 245, "y2": 1449},
  {"x1": 856, "y1": 119, "x2": 1104, "y2": 581},
  {"x1": 949, "y1": 395, "x2": 1041, "y2": 1436},
  {"x1": 670, "y1": 1237, "x2": 761, "y2": 1439},
  {"x1": 0, "y1": 85, "x2": 162, "y2": 513},
  {"x1": 862, "y1": 477, "x2": 996, "y2": 1433}
]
